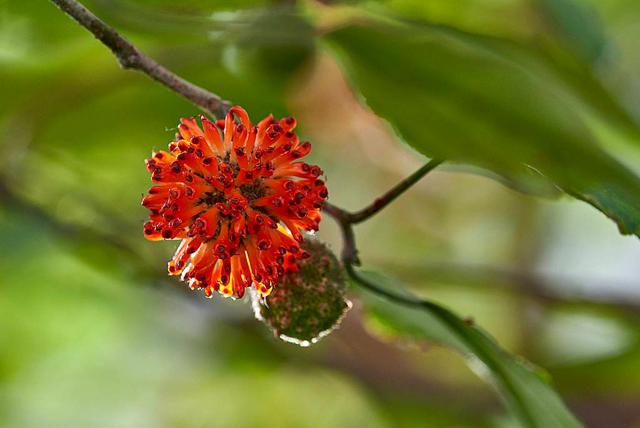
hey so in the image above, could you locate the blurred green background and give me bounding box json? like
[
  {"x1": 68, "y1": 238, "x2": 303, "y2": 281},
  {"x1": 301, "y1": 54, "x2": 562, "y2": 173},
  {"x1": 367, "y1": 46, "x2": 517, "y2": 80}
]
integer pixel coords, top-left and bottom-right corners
[{"x1": 2, "y1": 0, "x2": 640, "y2": 427}]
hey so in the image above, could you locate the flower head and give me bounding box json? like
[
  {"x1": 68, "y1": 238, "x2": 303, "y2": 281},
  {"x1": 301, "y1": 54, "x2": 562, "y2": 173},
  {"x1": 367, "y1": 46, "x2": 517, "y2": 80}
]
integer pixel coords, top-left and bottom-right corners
[{"x1": 142, "y1": 106, "x2": 328, "y2": 299}]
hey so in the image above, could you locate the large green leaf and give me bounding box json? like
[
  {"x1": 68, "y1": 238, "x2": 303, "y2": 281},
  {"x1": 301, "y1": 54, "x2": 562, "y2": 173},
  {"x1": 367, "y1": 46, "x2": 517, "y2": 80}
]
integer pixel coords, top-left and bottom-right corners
[
  {"x1": 346, "y1": 0, "x2": 638, "y2": 134},
  {"x1": 325, "y1": 17, "x2": 640, "y2": 237},
  {"x1": 536, "y1": 0, "x2": 607, "y2": 64},
  {"x1": 359, "y1": 270, "x2": 582, "y2": 428}
]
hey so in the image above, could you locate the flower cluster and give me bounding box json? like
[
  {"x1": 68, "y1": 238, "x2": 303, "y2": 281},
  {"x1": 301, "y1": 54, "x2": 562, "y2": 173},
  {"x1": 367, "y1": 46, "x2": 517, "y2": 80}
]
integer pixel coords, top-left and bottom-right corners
[{"x1": 142, "y1": 106, "x2": 328, "y2": 299}]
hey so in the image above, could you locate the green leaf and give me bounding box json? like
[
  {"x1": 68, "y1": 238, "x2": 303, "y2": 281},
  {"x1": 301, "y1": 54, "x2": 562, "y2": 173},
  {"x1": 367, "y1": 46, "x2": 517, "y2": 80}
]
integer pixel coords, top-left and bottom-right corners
[
  {"x1": 536, "y1": 0, "x2": 607, "y2": 63},
  {"x1": 325, "y1": 17, "x2": 640, "y2": 237},
  {"x1": 358, "y1": 270, "x2": 582, "y2": 428},
  {"x1": 342, "y1": 1, "x2": 637, "y2": 133}
]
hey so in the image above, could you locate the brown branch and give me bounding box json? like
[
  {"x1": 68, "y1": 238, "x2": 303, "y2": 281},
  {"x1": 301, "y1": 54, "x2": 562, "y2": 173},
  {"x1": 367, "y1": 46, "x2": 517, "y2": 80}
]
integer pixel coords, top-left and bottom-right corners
[
  {"x1": 322, "y1": 201, "x2": 359, "y2": 264},
  {"x1": 350, "y1": 158, "x2": 444, "y2": 223},
  {"x1": 323, "y1": 202, "x2": 439, "y2": 308},
  {"x1": 49, "y1": 0, "x2": 231, "y2": 118},
  {"x1": 322, "y1": 158, "x2": 442, "y2": 264},
  {"x1": 321, "y1": 164, "x2": 568, "y2": 427}
]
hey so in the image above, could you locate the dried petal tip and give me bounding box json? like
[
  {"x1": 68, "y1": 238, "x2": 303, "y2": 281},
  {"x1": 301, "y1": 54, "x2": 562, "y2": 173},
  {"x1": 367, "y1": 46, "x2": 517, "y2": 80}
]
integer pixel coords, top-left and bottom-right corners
[
  {"x1": 252, "y1": 240, "x2": 351, "y2": 346},
  {"x1": 141, "y1": 106, "x2": 328, "y2": 299}
]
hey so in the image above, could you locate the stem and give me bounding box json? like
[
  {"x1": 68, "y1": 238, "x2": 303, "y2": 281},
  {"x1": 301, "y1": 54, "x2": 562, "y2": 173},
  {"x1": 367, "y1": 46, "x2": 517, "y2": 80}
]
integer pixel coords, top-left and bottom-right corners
[
  {"x1": 344, "y1": 263, "x2": 422, "y2": 307},
  {"x1": 323, "y1": 202, "x2": 359, "y2": 265},
  {"x1": 350, "y1": 158, "x2": 443, "y2": 223},
  {"x1": 322, "y1": 158, "x2": 443, "y2": 273},
  {"x1": 49, "y1": 0, "x2": 231, "y2": 118}
]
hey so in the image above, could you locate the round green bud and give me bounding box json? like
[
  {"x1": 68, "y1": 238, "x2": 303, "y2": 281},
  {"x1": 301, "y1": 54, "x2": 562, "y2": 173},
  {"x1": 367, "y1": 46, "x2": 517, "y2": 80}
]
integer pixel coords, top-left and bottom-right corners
[{"x1": 252, "y1": 240, "x2": 351, "y2": 346}]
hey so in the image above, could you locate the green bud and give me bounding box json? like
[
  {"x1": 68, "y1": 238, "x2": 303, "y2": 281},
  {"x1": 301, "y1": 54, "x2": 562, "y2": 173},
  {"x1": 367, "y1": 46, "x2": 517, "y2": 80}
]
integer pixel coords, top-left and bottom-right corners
[{"x1": 252, "y1": 240, "x2": 351, "y2": 346}]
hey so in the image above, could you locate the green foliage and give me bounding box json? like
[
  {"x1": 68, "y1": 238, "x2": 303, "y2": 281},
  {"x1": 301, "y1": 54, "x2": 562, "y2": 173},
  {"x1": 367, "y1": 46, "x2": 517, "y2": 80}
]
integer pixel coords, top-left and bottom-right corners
[
  {"x1": 221, "y1": 5, "x2": 315, "y2": 83},
  {"x1": 536, "y1": 0, "x2": 607, "y2": 63},
  {"x1": 325, "y1": 15, "x2": 640, "y2": 238},
  {"x1": 360, "y1": 271, "x2": 582, "y2": 428}
]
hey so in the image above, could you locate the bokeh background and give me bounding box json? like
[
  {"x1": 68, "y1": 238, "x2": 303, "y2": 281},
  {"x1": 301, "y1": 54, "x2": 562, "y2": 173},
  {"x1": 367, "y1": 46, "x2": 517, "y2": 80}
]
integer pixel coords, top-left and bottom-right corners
[{"x1": 2, "y1": 0, "x2": 640, "y2": 427}]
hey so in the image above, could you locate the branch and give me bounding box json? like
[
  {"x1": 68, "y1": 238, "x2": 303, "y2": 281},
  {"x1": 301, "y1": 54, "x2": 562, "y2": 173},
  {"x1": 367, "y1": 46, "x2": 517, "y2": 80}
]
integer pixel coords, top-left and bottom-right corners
[
  {"x1": 325, "y1": 204, "x2": 449, "y2": 311},
  {"x1": 322, "y1": 156, "x2": 639, "y2": 328},
  {"x1": 323, "y1": 158, "x2": 442, "y2": 265},
  {"x1": 49, "y1": 0, "x2": 231, "y2": 118},
  {"x1": 350, "y1": 158, "x2": 444, "y2": 223},
  {"x1": 321, "y1": 202, "x2": 357, "y2": 263},
  {"x1": 321, "y1": 158, "x2": 441, "y2": 305}
]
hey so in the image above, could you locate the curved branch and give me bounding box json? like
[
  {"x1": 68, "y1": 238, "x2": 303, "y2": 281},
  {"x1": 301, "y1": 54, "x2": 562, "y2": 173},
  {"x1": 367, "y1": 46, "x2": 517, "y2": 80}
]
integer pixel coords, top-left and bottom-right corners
[
  {"x1": 350, "y1": 158, "x2": 443, "y2": 223},
  {"x1": 49, "y1": 0, "x2": 231, "y2": 118},
  {"x1": 322, "y1": 158, "x2": 443, "y2": 276},
  {"x1": 322, "y1": 158, "x2": 441, "y2": 301}
]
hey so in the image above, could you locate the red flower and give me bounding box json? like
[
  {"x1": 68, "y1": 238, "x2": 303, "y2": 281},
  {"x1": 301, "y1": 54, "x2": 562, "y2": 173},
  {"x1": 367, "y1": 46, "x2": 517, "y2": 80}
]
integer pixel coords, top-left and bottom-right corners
[{"x1": 142, "y1": 106, "x2": 328, "y2": 299}]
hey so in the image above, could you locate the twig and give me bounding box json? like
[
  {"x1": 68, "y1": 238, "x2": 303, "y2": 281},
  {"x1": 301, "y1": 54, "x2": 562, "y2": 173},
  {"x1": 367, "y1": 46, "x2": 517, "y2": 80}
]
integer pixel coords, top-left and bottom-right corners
[
  {"x1": 321, "y1": 160, "x2": 547, "y2": 427},
  {"x1": 325, "y1": 200, "x2": 451, "y2": 309},
  {"x1": 49, "y1": 0, "x2": 231, "y2": 118},
  {"x1": 322, "y1": 201, "x2": 359, "y2": 264},
  {"x1": 322, "y1": 158, "x2": 442, "y2": 264},
  {"x1": 350, "y1": 158, "x2": 444, "y2": 223}
]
